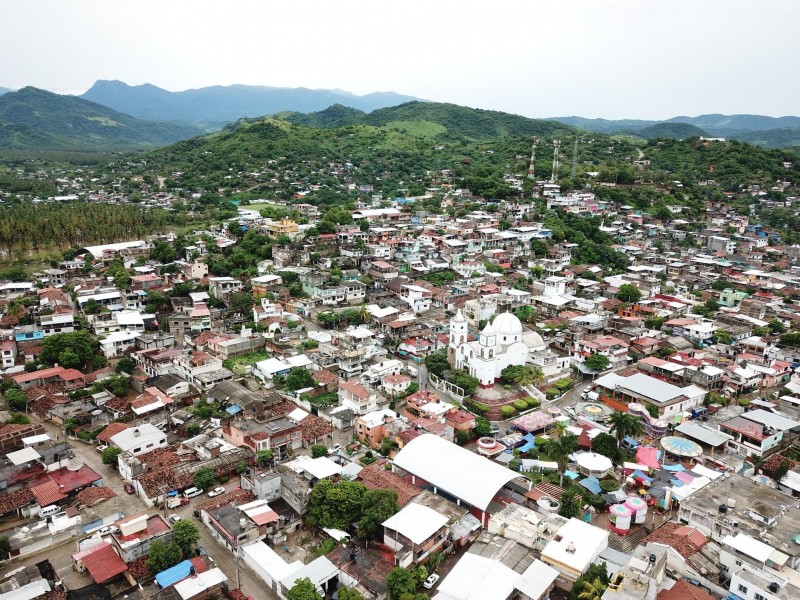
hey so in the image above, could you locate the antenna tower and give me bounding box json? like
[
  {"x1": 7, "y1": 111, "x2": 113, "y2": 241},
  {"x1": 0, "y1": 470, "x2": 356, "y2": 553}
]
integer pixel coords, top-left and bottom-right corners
[
  {"x1": 550, "y1": 140, "x2": 561, "y2": 183},
  {"x1": 527, "y1": 139, "x2": 537, "y2": 180},
  {"x1": 571, "y1": 138, "x2": 579, "y2": 180}
]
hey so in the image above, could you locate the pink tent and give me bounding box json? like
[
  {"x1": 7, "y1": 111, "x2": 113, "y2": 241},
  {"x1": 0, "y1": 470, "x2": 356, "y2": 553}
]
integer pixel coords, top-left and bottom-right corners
[
  {"x1": 636, "y1": 446, "x2": 660, "y2": 470},
  {"x1": 675, "y1": 471, "x2": 695, "y2": 485}
]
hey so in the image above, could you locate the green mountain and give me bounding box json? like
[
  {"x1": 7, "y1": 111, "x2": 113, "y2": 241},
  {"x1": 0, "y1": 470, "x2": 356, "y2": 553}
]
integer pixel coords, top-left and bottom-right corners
[
  {"x1": 733, "y1": 128, "x2": 800, "y2": 149},
  {"x1": 0, "y1": 88, "x2": 11, "y2": 97},
  {"x1": 0, "y1": 87, "x2": 204, "y2": 151},
  {"x1": 637, "y1": 122, "x2": 707, "y2": 139},
  {"x1": 282, "y1": 101, "x2": 577, "y2": 141},
  {"x1": 80, "y1": 80, "x2": 423, "y2": 127}
]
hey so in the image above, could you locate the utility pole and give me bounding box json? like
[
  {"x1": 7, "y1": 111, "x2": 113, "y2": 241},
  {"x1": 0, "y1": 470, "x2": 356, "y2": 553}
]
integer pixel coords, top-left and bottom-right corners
[
  {"x1": 550, "y1": 140, "x2": 561, "y2": 183},
  {"x1": 527, "y1": 139, "x2": 537, "y2": 180}
]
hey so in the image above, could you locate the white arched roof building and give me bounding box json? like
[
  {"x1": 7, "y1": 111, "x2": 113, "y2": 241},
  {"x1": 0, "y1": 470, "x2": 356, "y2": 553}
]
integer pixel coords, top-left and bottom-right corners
[{"x1": 392, "y1": 434, "x2": 529, "y2": 519}]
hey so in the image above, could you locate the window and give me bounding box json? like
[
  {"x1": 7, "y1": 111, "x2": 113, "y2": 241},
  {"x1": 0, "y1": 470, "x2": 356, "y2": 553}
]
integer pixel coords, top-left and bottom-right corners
[
  {"x1": 735, "y1": 560, "x2": 742, "y2": 567},
  {"x1": 754, "y1": 594, "x2": 766, "y2": 600},
  {"x1": 737, "y1": 584, "x2": 748, "y2": 595},
  {"x1": 134, "y1": 447, "x2": 141, "y2": 453}
]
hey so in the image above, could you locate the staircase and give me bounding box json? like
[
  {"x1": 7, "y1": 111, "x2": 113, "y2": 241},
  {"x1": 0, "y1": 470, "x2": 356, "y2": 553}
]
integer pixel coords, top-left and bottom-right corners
[{"x1": 523, "y1": 385, "x2": 547, "y2": 403}]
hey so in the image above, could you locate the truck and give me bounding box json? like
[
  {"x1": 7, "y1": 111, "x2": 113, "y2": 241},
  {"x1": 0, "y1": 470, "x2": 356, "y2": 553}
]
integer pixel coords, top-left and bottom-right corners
[{"x1": 165, "y1": 490, "x2": 189, "y2": 509}]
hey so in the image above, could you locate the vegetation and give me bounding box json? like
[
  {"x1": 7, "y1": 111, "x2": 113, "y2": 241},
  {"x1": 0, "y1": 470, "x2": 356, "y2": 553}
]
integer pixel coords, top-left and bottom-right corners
[
  {"x1": 424, "y1": 350, "x2": 449, "y2": 378},
  {"x1": 286, "y1": 577, "x2": 323, "y2": 600},
  {"x1": 311, "y1": 444, "x2": 328, "y2": 458},
  {"x1": 192, "y1": 466, "x2": 216, "y2": 490},
  {"x1": 559, "y1": 488, "x2": 581, "y2": 519},
  {"x1": 0, "y1": 536, "x2": 10, "y2": 560},
  {"x1": 546, "y1": 434, "x2": 579, "y2": 486},
  {"x1": 572, "y1": 563, "x2": 610, "y2": 600},
  {"x1": 146, "y1": 540, "x2": 184, "y2": 575},
  {"x1": 115, "y1": 356, "x2": 137, "y2": 374},
  {"x1": 285, "y1": 367, "x2": 316, "y2": 392},
  {"x1": 616, "y1": 284, "x2": 642, "y2": 304},
  {"x1": 101, "y1": 446, "x2": 122, "y2": 465},
  {"x1": 171, "y1": 520, "x2": 201, "y2": 560},
  {"x1": 591, "y1": 433, "x2": 618, "y2": 459}
]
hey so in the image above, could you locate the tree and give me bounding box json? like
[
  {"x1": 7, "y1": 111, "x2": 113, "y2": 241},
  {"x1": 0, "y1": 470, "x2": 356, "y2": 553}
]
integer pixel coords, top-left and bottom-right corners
[
  {"x1": 0, "y1": 536, "x2": 9, "y2": 560},
  {"x1": 285, "y1": 367, "x2": 315, "y2": 392},
  {"x1": 357, "y1": 489, "x2": 398, "y2": 540},
  {"x1": 146, "y1": 540, "x2": 183, "y2": 575},
  {"x1": 712, "y1": 329, "x2": 732, "y2": 345},
  {"x1": 447, "y1": 370, "x2": 479, "y2": 396},
  {"x1": 58, "y1": 348, "x2": 81, "y2": 369},
  {"x1": 116, "y1": 356, "x2": 137, "y2": 374},
  {"x1": 424, "y1": 350, "x2": 449, "y2": 378},
  {"x1": 257, "y1": 449, "x2": 274, "y2": 466},
  {"x1": 559, "y1": 488, "x2": 581, "y2": 519},
  {"x1": 608, "y1": 411, "x2": 645, "y2": 448},
  {"x1": 616, "y1": 284, "x2": 642, "y2": 304},
  {"x1": 286, "y1": 578, "x2": 323, "y2": 600},
  {"x1": 40, "y1": 331, "x2": 96, "y2": 370},
  {"x1": 545, "y1": 434, "x2": 579, "y2": 486},
  {"x1": 192, "y1": 466, "x2": 215, "y2": 490},
  {"x1": 102, "y1": 446, "x2": 122, "y2": 465},
  {"x1": 337, "y1": 588, "x2": 365, "y2": 600},
  {"x1": 311, "y1": 444, "x2": 328, "y2": 458},
  {"x1": 4, "y1": 387, "x2": 27, "y2": 412},
  {"x1": 771, "y1": 459, "x2": 791, "y2": 484},
  {"x1": 475, "y1": 416, "x2": 492, "y2": 437},
  {"x1": 387, "y1": 567, "x2": 418, "y2": 600},
  {"x1": 6, "y1": 413, "x2": 30, "y2": 424},
  {"x1": 306, "y1": 479, "x2": 367, "y2": 530},
  {"x1": 577, "y1": 578, "x2": 608, "y2": 600},
  {"x1": 172, "y1": 520, "x2": 200, "y2": 558},
  {"x1": 63, "y1": 418, "x2": 78, "y2": 434},
  {"x1": 584, "y1": 353, "x2": 610, "y2": 372},
  {"x1": 591, "y1": 433, "x2": 618, "y2": 460},
  {"x1": 768, "y1": 318, "x2": 786, "y2": 335},
  {"x1": 229, "y1": 291, "x2": 254, "y2": 314}
]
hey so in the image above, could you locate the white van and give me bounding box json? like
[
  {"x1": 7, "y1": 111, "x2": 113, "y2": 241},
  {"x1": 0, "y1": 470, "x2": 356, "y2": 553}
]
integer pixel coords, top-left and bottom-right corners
[
  {"x1": 406, "y1": 365, "x2": 418, "y2": 377},
  {"x1": 183, "y1": 487, "x2": 203, "y2": 499},
  {"x1": 40, "y1": 505, "x2": 60, "y2": 518}
]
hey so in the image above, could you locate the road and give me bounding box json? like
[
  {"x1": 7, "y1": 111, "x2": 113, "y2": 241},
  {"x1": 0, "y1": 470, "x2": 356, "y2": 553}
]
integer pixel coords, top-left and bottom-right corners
[{"x1": 3, "y1": 420, "x2": 273, "y2": 598}]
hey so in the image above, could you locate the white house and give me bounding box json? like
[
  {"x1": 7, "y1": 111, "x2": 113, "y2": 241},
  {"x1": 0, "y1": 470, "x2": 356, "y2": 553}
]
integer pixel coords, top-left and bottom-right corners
[{"x1": 109, "y1": 424, "x2": 167, "y2": 457}]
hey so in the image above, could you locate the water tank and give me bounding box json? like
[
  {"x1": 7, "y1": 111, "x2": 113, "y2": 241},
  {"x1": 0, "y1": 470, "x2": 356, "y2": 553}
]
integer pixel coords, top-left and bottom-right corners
[
  {"x1": 133, "y1": 428, "x2": 140, "y2": 437},
  {"x1": 768, "y1": 582, "x2": 779, "y2": 593},
  {"x1": 727, "y1": 498, "x2": 737, "y2": 509},
  {"x1": 649, "y1": 554, "x2": 657, "y2": 564},
  {"x1": 719, "y1": 505, "x2": 728, "y2": 514},
  {"x1": 240, "y1": 518, "x2": 246, "y2": 529}
]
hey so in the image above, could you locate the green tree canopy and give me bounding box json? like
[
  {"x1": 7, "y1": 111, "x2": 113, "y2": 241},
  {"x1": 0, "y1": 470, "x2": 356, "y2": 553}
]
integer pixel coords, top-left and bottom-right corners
[
  {"x1": 311, "y1": 444, "x2": 328, "y2": 458},
  {"x1": 616, "y1": 284, "x2": 642, "y2": 304},
  {"x1": 40, "y1": 330, "x2": 96, "y2": 370},
  {"x1": 387, "y1": 567, "x2": 418, "y2": 600},
  {"x1": 4, "y1": 387, "x2": 27, "y2": 412},
  {"x1": 287, "y1": 578, "x2": 323, "y2": 600},
  {"x1": 474, "y1": 416, "x2": 492, "y2": 437},
  {"x1": 584, "y1": 353, "x2": 611, "y2": 372},
  {"x1": 101, "y1": 446, "x2": 122, "y2": 465},
  {"x1": 172, "y1": 520, "x2": 200, "y2": 558},
  {"x1": 286, "y1": 367, "x2": 316, "y2": 391},
  {"x1": 424, "y1": 350, "x2": 449, "y2": 378},
  {"x1": 545, "y1": 434, "x2": 579, "y2": 486},
  {"x1": 357, "y1": 488, "x2": 398, "y2": 540},
  {"x1": 590, "y1": 432, "x2": 618, "y2": 459},
  {"x1": 559, "y1": 488, "x2": 581, "y2": 519},
  {"x1": 146, "y1": 540, "x2": 183, "y2": 575},
  {"x1": 115, "y1": 356, "x2": 137, "y2": 374},
  {"x1": 306, "y1": 480, "x2": 367, "y2": 530},
  {"x1": 192, "y1": 466, "x2": 216, "y2": 490}
]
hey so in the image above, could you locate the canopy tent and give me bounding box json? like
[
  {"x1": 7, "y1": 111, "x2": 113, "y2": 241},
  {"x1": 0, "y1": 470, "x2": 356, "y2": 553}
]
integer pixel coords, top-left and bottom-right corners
[
  {"x1": 663, "y1": 464, "x2": 686, "y2": 472},
  {"x1": 512, "y1": 411, "x2": 555, "y2": 433},
  {"x1": 631, "y1": 470, "x2": 652, "y2": 483},
  {"x1": 636, "y1": 446, "x2": 660, "y2": 469},
  {"x1": 518, "y1": 433, "x2": 537, "y2": 453},
  {"x1": 661, "y1": 436, "x2": 703, "y2": 458},
  {"x1": 675, "y1": 471, "x2": 695, "y2": 485}
]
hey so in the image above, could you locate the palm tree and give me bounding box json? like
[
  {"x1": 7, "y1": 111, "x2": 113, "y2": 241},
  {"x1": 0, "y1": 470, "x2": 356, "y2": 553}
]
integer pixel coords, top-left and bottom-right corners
[
  {"x1": 545, "y1": 434, "x2": 578, "y2": 487},
  {"x1": 514, "y1": 366, "x2": 544, "y2": 388},
  {"x1": 551, "y1": 421, "x2": 568, "y2": 437},
  {"x1": 608, "y1": 410, "x2": 645, "y2": 447},
  {"x1": 578, "y1": 578, "x2": 607, "y2": 600}
]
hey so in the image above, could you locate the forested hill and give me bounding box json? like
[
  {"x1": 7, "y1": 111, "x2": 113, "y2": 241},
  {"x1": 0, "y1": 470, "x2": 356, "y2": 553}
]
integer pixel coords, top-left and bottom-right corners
[
  {"x1": 281, "y1": 101, "x2": 578, "y2": 141},
  {"x1": 0, "y1": 87, "x2": 204, "y2": 151},
  {"x1": 637, "y1": 122, "x2": 707, "y2": 139}
]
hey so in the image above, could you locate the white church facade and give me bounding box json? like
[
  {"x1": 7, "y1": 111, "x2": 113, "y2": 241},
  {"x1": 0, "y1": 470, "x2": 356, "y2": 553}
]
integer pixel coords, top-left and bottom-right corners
[{"x1": 448, "y1": 309, "x2": 546, "y2": 388}]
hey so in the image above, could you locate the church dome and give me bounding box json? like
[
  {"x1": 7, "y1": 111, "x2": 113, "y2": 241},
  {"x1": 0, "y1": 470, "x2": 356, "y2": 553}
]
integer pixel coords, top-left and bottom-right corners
[
  {"x1": 522, "y1": 331, "x2": 545, "y2": 349},
  {"x1": 492, "y1": 312, "x2": 523, "y2": 336}
]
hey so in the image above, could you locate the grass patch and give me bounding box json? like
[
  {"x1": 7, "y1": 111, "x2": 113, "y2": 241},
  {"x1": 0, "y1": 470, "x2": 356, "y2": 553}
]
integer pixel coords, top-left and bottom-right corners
[
  {"x1": 383, "y1": 120, "x2": 448, "y2": 138},
  {"x1": 222, "y1": 350, "x2": 271, "y2": 375}
]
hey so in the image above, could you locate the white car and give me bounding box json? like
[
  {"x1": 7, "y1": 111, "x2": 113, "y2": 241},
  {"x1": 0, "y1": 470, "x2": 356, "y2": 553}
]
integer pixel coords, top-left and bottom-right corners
[
  {"x1": 98, "y1": 525, "x2": 119, "y2": 536},
  {"x1": 96, "y1": 444, "x2": 109, "y2": 453},
  {"x1": 207, "y1": 486, "x2": 226, "y2": 498},
  {"x1": 168, "y1": 514, "x2": 181, "y2": 525},
  {"x1": 328, "y1": 443, "x2": 342, "y2": 455},
  {"x1": 278, "y1": 336, "x2": 290, "y2": 343},
  {"x1": 423, "y1": 573, "x2": 440, "y2": 589}
]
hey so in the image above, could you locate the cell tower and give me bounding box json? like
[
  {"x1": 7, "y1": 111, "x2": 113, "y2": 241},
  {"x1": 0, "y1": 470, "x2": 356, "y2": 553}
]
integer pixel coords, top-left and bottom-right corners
[
  {"x1": 527, "y1": 139, "x2": 537, "y2": 180},
  {"x1": 571, "y1": 137, "x2": 579, "y2": 180},
  {"x1": 550, "y1": 140, "x2": 561, "y2": 183}
]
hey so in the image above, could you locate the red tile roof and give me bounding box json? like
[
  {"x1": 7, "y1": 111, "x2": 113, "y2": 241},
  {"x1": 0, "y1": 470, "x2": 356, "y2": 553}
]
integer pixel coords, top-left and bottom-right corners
[
  {"x1": 31, "y1": 479, "x2": 67, "y2": 507},
  {"x1": 657, "y1": 580, "x2": 715, "y2": 600},
  {"x1": 96, "y1": 422, "x2": 130, "y2": 443},
  {"x1": 196, "y1": 488, "x2": 255, "y2": 512},
  {"x1": 358, "y1": 459, "x2": 421, "y2": 507},
  {"x1": 82, "y1": 543, "x2": 128, "y2": 583},
  {"x1": 76, "y1": 486, "x2": 117, "y2": 507},
  {"x1": 643, "y1": 521, "x2": 707, "y2": 559},
  {"x1": 47, "y1": 465, "x2": 102, "y2": 493},
  {"x1": 0, "y1": 488, "x2": 34, "y2": 515}
]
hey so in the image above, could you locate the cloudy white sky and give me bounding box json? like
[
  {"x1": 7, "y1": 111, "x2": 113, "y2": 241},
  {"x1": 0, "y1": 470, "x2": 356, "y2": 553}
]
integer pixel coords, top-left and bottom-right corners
[{"x1": 3, "y1": 0, "x2": 798, "y2": 119}]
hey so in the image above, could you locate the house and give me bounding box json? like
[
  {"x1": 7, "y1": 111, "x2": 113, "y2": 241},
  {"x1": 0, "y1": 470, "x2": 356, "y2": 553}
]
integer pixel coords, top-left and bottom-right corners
[
  {"x1": 717, "y1": 409, "x2": 800, "y2": 458},
  {"x1": 338, "y1": 380, "x2": 379, "y2": 415},
  {"x1": 539, "y1": 518, "x2": 609, "y2": 590},
  {"x1": 223, "y1": 417, "x2": 302, "y2": 460},
  {"x1": 110, "y1": 512, "x2": 172, "y2": 562},
  {"x1": 109, "y1": 424, "x2": 167, "y2": 457},
  {"x1": 354, "y1": 409, "x2": 399, "y2": 449},
  {"x1": 208, "y1": 276, "x2": 243, "y2": 300},
  {"x1": 593, "y1": 372, "x2": 707, "y2": 418},
  {"x1": 382, "y1": 501, "x2": 450, "y2": 567}
]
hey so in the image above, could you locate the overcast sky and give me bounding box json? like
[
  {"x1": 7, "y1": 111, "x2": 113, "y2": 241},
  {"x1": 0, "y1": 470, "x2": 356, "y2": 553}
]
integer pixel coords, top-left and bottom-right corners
[{"x1": 3, "y1": 0, "x2": 799, "y2": 120}]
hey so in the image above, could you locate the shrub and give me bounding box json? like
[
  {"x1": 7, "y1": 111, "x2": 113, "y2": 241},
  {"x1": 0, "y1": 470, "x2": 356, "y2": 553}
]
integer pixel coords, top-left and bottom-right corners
[
  {"x1": 583, "y1": 492, "x2": 606, "y2": 509},
  {"x1": 526, "y1": 397, "x2": 540, "y2": 409},
  {"x1": 500, "y1": 405, "x2": 516, "y2": 418},
  {"x1": 738, "y1": 398, "x2": 751, "y2": 407},
  {"x1": 555, "y1": 377, "x2": 574, "y2": 391},
  {"x1": 503, "y1": 384, "x2": 511, "y2": 390},
  {"x1": 466, "y1": 399, "x2": 489, "y2": 414},
  {"x1": 600, "y1": 479, "x2": 621, "y2": 492},
  {"x1": 513, "y1": 399, "x2": 528, "y2": 411},
  {"x1": 545, "y1": 387, "x2": 560, "y2": 399},
  {"x1": 535, "y1": 436, "x2": 549, "y2": 447}
]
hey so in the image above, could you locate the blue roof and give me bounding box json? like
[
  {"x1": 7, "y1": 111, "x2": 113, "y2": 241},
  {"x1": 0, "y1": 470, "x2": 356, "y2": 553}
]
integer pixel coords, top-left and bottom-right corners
[
  {"x1": 631, "y1": 469, "x2": 652, "y2": 483},
  {"x1": 623, "y1": 436, "x2": 640, "y2": 447},
  {"x1": 155, "y1": 560, "x2": 193, "y2": 588},
  {"x1": 226, "y1": 405, "x2": 243, "y2": 415},
  {"x1": 579, "y1": 476, "x2": 602, "y2": 495}
]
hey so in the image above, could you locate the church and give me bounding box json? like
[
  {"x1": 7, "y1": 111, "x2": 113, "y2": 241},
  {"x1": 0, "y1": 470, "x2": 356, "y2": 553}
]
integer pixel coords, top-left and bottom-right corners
[{"x1": 448, "y1": 309, "x2": 546, "y2": 388}]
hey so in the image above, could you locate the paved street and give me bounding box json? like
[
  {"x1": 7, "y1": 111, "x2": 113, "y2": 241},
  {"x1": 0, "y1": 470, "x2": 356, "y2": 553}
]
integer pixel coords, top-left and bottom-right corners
[{"x1": 2, "y1": 420, "x2": 273, "y2": 598}]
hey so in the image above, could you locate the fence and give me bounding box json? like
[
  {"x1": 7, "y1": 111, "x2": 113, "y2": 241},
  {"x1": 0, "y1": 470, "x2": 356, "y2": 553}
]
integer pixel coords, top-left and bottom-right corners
[{"x1": 427, "y1": 372, "x2": 465, "y2": 404}]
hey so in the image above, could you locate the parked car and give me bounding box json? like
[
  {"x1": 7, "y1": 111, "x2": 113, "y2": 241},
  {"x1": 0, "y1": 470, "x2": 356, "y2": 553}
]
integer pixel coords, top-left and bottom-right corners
[
  {"x1": 183, "y1": 487, "x2": 204, "y2": 499},
  {"x1": 123, "y1": 481, "x2": 135, "y2": 494},
  {"x1": 168, "y1": 514, "x2": 181, "y2": 525},
  {"x1": 207, "y1": 486, "x2": 226, "y2": 498},
  {"x1": 423, "y1": 574, "x2": 440, "y2": 589},
  {"x1": 96, "y1": 444, "x2": 108, "y2": 453},
  {"x1": 98, "y1": 525, "x2": 119, "y2": 536},
  {"x1": 278, "y1": 337, "x2": 290, "y2": 343},
  {"x1": 329, "y1": 444, "x2": 342, "y2": 455},
  {"x1": 196, "y1": 547, "x2": 208, "y2": 557}
]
